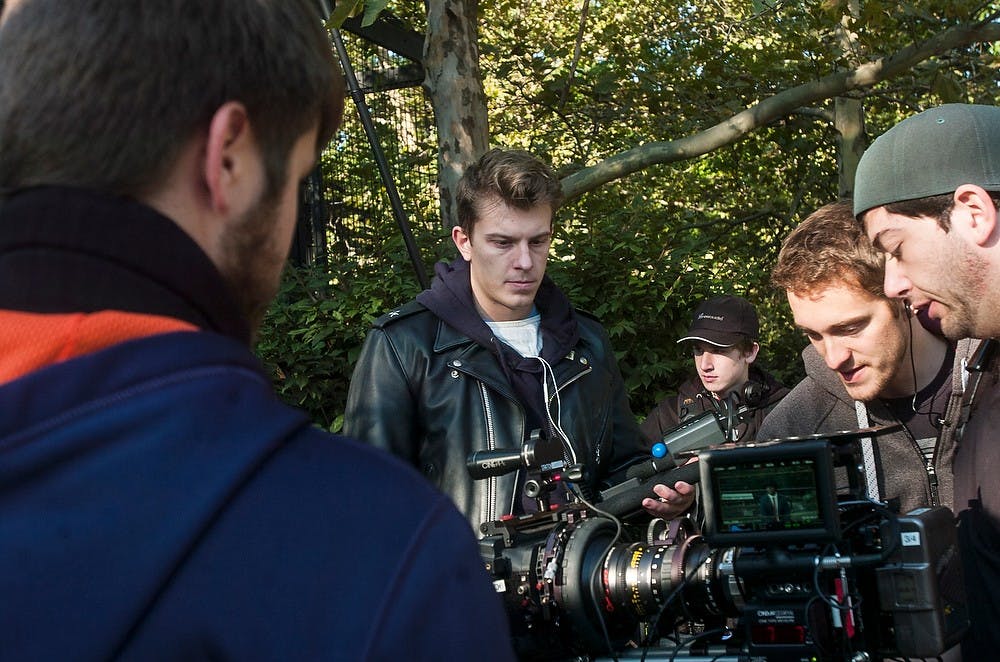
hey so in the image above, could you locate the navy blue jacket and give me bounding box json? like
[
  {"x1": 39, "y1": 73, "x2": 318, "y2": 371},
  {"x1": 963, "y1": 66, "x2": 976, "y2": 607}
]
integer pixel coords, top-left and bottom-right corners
[{"x1": 0, "y1": 187, "x2": 514, "y2": 661}]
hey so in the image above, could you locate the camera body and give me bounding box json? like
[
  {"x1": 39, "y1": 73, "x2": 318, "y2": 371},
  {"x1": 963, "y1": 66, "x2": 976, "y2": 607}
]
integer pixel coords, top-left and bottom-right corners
[{"x1": 476, "y1": 437, "x2": 967, "y2": 661}]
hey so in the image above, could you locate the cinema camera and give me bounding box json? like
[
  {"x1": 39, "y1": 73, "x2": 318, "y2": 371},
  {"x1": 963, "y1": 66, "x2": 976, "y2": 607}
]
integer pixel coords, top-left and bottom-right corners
[{"x1": 469, "y1": 415, "x2": 967, "y2": 661}]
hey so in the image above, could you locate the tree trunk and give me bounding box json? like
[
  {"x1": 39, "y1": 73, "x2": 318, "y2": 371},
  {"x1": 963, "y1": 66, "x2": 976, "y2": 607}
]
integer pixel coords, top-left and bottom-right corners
[
  {"x1": 836, "y1": 97, "x2": 865, "y2": 199},
  {"x1": 423, "y1": 0, "x2": 490, "y2": 229}
]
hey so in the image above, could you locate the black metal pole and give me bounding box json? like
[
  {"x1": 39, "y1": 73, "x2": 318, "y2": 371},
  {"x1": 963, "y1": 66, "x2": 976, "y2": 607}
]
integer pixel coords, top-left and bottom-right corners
[{"x1": 327, "y1": 27, "x2": 430, "y2": 289}]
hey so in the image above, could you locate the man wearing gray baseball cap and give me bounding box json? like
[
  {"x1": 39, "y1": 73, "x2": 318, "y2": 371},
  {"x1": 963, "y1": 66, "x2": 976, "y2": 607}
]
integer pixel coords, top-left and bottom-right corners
[{"x1": 855, "y1": 102, "x2": 1000, "y2": 660}]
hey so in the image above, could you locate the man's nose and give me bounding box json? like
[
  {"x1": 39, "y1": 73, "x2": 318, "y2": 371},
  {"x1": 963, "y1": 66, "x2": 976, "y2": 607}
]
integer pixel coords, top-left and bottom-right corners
[
  {"x1": 513, "y1": 242, "x2": 533, "y2": 269},
  {"x1": 820, "y1": 337, "x2": 851, "y2": 370},
  {"x1": 696, "y1": 353, "x2": 714, "y2": 371},
  {"x1": 883, "y1": 260, "x2": 911, "y2": 299}
]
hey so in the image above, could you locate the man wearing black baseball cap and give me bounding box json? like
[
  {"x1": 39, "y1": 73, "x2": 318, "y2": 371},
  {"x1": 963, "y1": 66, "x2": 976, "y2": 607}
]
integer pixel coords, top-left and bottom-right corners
[
  {"x1": 855, "y1": 102, "x2": 1000, "y2": 660},
  {"x1": 641, "y1": 295, "x2": 788, "y2": 444}
]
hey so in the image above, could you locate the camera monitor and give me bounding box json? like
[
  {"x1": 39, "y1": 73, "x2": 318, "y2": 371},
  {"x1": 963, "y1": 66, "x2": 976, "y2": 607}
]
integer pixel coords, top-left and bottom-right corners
[{"x1": 700, "y1": 440, "x2": 840, "y2": 546}]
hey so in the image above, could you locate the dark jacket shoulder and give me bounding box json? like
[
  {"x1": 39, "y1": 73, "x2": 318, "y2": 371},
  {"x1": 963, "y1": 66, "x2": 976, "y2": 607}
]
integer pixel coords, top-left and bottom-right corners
[{"x1": 372, "y1": 299, "x2": 429, "y2": 329}]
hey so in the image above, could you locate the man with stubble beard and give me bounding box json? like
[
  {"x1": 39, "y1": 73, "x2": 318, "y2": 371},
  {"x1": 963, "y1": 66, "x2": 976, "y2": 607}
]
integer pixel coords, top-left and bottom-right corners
[
  {"x1": 0, "y1": 2, "x2": 513, "y2": 659},
  {"x1": 758, "y1": 200, "x2": 978, "y2": 516},
  {"x1": 855, "y1": 102, "x2": 1000, "y2": 660}
]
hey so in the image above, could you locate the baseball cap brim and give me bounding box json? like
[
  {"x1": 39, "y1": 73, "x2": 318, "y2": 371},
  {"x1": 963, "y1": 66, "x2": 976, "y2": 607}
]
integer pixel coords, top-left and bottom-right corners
[{"x1": 676, "y1": 331, "x2": 745, "y2": 347}]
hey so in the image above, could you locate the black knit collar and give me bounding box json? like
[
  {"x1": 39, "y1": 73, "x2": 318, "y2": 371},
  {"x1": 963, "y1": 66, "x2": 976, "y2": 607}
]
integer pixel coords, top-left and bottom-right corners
[{"x1": 0, "y1": 186, "x2": 250, "y2": 344}]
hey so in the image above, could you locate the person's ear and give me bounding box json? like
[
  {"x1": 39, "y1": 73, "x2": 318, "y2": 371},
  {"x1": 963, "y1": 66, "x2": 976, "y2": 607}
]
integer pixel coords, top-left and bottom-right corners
[
  {"x1": 953, "y1": 185, "x2": 998, "y2": 248},
  {"x1": 746, "y1": 341, "x2": 760, "y2": 364},
  {"x1": 452, "y1": 225, "x2": 473, "y2": 262},
  {"x1": 203, "y1": 101, "x2": 262, "y2": 217}
]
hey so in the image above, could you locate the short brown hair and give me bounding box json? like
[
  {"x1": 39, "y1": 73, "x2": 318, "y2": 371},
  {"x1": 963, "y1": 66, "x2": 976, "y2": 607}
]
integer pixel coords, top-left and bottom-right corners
[
  {"x1": 455, "y1": 149, "x2": 563, "y2": 237},
  {"x1": 874, "y1": 190, "x2": 1000, "y2": 231},
  {"x1": 772, "y1": 199, "x2": 886, "y2": 300},
  {"x1": 0, "y1": 0, "x2": 344, "y2": 200},
  {"x1": 732, "y1": 335, "x2": 757, "y2": 355}
]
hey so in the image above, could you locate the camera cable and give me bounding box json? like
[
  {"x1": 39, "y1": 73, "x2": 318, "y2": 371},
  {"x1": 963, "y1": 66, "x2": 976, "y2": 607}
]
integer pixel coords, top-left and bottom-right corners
[
  {"x1": 535, "y1": 355, "x2": 578, "y2": 466},
  {"x1": 638, "y1": 547, "x2": 714, "y2": 661},
  {"x1": 904, "y1": 305, "x2": 946, "y2": 429},
  {"x1": 666, "y1": 625, "x2": 732, "y2": 662}
]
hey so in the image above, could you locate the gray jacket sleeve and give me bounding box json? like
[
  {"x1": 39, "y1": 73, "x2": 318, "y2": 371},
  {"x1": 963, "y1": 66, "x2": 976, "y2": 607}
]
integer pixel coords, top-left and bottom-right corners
[{"x1": 757, "y1": 376, "x2": 849, "y2": 442}]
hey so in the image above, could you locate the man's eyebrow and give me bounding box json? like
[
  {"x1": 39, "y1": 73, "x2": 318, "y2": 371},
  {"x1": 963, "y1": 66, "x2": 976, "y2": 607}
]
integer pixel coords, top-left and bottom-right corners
[
  {"x1": 795, "y1": 316, "x2": 869, "y2": 335},
  {"x1": 870, "y1": 228, "x2": 896, "y2": 253},
  {"x1": 483, "y1": 231, "x2": 552, "y2": 241},
  {"x1": 828, "y1": 316, "x2": 869, "y2": 334},
  {"x1": 481, "y1": 232, "x2": 515, "y2": 242}
]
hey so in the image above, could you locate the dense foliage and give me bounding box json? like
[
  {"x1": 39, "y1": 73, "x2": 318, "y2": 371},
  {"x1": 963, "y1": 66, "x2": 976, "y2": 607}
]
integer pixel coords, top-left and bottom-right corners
[{"x1": 257, "y1": 0, "x2": 999, "y2": 431}]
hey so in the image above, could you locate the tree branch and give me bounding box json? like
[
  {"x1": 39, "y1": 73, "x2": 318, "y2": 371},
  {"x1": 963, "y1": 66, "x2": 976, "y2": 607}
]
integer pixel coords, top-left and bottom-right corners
[
  {"x1": 559, "y1": 0, "x2": 591, "y2": 111},
  {"x1": 561, "y1": 19, "x2": 1000, "y2": 201}
]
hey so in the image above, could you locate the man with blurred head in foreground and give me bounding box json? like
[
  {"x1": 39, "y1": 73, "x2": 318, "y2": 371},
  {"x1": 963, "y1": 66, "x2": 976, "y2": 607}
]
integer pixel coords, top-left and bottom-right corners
[
  {"x1": 0, "y1": 1, "x2": 513, "y2": 659},
  {"x1": 855, "y1": 102, "x2": 1000, "y2": 660}
]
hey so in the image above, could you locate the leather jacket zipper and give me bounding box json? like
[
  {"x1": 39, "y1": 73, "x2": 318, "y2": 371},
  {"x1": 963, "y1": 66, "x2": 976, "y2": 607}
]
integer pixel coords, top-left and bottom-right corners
[{"x1": 480, "y1": 382, "x2": 499, "y2": 525}]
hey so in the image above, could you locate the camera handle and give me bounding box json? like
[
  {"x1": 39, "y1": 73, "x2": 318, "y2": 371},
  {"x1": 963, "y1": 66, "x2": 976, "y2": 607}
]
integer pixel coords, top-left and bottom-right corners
[
  {"x1": 523, "y1": 468, "x2": 560, "y2": 512},
  {"x1": 527, "y1": 461, "x2": 590, "y2": 512}
]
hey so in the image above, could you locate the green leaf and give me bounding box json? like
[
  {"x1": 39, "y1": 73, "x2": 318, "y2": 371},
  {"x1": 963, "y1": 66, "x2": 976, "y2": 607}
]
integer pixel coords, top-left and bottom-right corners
[
  {"x1": 362, "y1": 0, "x2": 391, "y2": 28},
  {"x1": 326, "y1": 0, "x2": 363, "y2": 29}
]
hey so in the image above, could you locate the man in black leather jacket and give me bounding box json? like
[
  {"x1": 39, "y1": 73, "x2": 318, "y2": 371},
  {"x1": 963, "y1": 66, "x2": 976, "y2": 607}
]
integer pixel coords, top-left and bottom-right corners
[{"x1": 344, "y1": 148, "x2": 695, "y2": 532}]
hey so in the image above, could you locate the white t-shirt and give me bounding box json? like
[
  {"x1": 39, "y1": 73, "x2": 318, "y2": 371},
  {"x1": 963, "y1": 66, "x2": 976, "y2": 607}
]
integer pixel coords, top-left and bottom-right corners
[{"x1": 486, "y1": 312, "x2": 542, "y2": 358}]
